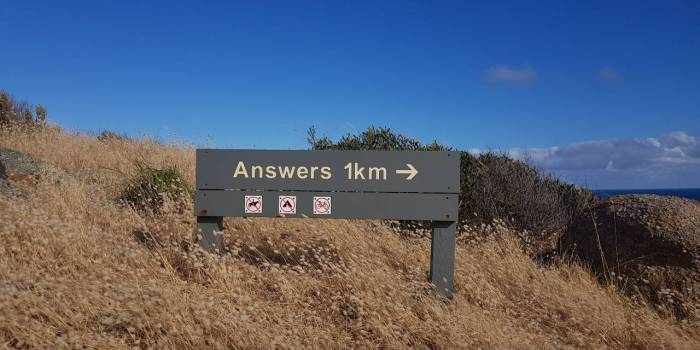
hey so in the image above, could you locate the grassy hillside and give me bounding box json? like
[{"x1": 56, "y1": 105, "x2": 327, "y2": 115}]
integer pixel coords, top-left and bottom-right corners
[{"x1": 1, "y1": 126, "x2": 698, "y2": 349}]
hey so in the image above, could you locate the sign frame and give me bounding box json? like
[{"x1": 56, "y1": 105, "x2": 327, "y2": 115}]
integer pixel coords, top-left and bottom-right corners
[{"x1": 195, "y1": 149, "x2": 459, "y2": 298}]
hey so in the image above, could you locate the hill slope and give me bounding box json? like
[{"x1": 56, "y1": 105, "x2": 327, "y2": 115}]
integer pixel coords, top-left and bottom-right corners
[{"x1": 1, "y1": 127, "x2": 698, "y2": 349}]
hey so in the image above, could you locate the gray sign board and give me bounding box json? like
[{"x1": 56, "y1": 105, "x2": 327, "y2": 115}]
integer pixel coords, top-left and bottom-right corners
[
  {"x1": 196, "y1": 149, "x2": 460, "y2": 193},
  {"x1": 194, "y1": 149, "x2": 459, "y2": 298}
]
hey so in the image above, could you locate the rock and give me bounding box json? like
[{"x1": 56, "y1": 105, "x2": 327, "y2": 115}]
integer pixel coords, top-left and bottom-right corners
[
  {"x1": 0, "y1": 148, "x2": 40, "y2": 177},
  {"x1": 564, "y1": 194, "x2": 700, "y2": 320},
  {"x1": 0, "y1": 148, "x2": 42, "y2": 192}
]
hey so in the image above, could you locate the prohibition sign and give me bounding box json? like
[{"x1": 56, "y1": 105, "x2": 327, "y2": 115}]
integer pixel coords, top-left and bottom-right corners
[
  {"x1": 279, "y1": 196, "x2": 297, "y2": 215},
  {"x1": 313, "y1": 196, "x2": 331, "y2": 215},
  {"x1": 245, "y1": 195, "x2": 262, "y2": 214}
]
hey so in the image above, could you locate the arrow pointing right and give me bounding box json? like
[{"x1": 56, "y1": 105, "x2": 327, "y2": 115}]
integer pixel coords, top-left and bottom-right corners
[{"x1": 395, "y1": 163, "x2": 418, "y2": 180}]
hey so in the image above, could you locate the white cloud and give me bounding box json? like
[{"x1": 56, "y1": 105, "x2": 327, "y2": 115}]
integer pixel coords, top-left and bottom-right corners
[
  {"x1": 469, "y1": 131, "x2": 700, "y2": 188},
  {"x1": 599, "y1": 67, "x2": 623, "y2": 81},
  {"x1": 505, "y1": 131, "x2": 700, "y2": 171},
  {"x1": 658, "y1": 131, "x2": 696, "y2": 148},
  {"x1": 484, "y1": 65, "x2": 538, "y2": 84}
]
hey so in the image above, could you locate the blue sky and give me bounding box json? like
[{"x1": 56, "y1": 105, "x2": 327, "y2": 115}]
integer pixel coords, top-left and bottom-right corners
[{"x1": 2, "y1": 1, "x2": 699, "y2": 188}]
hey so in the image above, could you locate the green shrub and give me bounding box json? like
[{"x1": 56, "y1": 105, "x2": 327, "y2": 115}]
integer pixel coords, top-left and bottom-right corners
[
  {"x1": 307, "y1": 126, "x2": 438, "y2": 151},
  {"x1": 308, "y1": 126, "x2": 595, "y2": 252},
  {"x1": 119, "y1": 163, "x2": 192, "y2": 212}
]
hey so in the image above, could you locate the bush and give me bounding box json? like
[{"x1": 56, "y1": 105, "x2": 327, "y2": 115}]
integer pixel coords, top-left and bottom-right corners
[
  {"x1": 308, "y1": 126, "x2": 595, "y2": 253},
  {"x1": 119, "y1": 163, "x2": 192, "y2": 213},
  {"x1": 307, "y1": 125, "x2": 433, "y2": 151},
  {"x1": 97, "y1": 130, "x2": 131, "y2": 142},
  {"x1": 461, "y1": 153, "x2": 595, "y2": 255},
  {"x1": 0, "y1": 90, "x2": 47, "y2": 128}
]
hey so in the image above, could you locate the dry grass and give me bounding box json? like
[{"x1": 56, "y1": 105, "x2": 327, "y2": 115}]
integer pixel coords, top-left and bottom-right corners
[{"x1": 1, "y1": 126, "x2": 698, "y2": 349}]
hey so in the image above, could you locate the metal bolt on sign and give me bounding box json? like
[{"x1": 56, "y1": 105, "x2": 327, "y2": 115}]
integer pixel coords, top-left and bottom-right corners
[{"x1": 194, "y1": 149, "x2": 459, "y2": 298}]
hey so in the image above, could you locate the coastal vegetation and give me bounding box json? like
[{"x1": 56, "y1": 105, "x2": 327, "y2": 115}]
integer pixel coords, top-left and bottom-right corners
[{"x1": 0, "y1": 93, "x2": 698, "y2": 348}]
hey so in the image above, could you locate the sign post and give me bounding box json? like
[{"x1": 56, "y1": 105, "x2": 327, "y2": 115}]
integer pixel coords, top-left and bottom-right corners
[{"x1": 194, "y1": 149, "x2": 460, "y2": 297}]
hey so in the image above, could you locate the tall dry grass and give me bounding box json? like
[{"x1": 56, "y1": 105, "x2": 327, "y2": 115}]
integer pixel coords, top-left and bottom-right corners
[{"x1": 1, "y1": 126, "x2": 698, "y2": 349}]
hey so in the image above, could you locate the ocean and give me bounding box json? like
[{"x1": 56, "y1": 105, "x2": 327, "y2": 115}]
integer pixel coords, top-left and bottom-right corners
[{"x1": 592, "y1": 188, "x2": 700, "y2": 201}]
